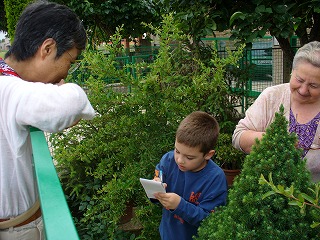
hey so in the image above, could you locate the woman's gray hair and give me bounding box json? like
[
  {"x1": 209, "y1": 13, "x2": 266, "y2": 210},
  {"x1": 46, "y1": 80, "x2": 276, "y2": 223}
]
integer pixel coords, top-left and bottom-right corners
[{"x1": 292, "y1": 41, "x2": 320, "y2": 69}]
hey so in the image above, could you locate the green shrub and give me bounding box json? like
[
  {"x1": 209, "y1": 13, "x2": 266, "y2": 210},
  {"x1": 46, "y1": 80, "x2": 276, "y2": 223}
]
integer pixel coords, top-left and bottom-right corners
[
  {"x1": 4, "y1": 0, "x2": 31, "y2": 40},
  {"x1": 214, "y1": 133, "x2": 246, "y2": 170},
  {"x1": 51, "y1": 14, "x2": 246, "y2": 239},
  {"x1": 196, "y1": 106, "x2": 318, "y2": 239}
]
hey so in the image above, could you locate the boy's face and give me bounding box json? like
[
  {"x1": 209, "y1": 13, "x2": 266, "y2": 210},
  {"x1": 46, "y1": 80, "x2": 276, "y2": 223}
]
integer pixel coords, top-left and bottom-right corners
[{"x1": 174, "y1": 140, "x2": 215, "y2": 172}]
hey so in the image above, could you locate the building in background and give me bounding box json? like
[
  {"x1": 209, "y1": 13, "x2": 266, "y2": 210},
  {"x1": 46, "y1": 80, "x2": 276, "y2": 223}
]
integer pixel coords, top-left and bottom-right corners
[{"x1": 0, "y1": 35, "x2": 10, "y2": 51}]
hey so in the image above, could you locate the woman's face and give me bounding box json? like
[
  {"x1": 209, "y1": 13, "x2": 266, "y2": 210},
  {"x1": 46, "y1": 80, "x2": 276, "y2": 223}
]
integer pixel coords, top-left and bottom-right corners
[{"x1": 290, "y1": 61, "x2": 320, "y2": 105}]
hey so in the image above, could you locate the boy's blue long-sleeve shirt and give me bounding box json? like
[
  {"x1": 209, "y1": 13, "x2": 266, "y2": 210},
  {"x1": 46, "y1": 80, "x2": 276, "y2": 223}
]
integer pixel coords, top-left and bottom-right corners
[{"x1": 155, "y1": 150, "x2": 228, "y2": 240}]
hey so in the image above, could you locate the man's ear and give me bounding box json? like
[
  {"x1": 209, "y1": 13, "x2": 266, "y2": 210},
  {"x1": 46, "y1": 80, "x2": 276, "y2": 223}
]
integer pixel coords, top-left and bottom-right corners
[
  {"x1": 205, "y1": 150, "x2": 215, "y2": 160},
  {"x1": 39, "y1": 38, "x2": 56, "y2": 59}
]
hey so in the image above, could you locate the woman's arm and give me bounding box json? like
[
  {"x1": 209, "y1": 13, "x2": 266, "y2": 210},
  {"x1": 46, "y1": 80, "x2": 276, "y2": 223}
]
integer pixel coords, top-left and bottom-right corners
[
  {"x1": 238, "y1": 130, "x2": 265, "y2": 154},
  {"x1": 233, "y1": 84, "x2": 290, "y2": 153}
]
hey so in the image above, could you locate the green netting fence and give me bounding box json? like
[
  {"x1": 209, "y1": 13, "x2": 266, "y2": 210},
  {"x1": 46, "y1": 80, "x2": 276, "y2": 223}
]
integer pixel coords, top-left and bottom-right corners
[{"x1": 73, "y1": 36, "x2": 301, "y2": 112}]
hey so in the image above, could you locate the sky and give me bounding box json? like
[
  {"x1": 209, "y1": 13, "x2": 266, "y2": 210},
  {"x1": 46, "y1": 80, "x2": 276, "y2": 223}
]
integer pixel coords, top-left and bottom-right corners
[{"x1": 0, "y1": 31, "x2": 7, "y2": 40}]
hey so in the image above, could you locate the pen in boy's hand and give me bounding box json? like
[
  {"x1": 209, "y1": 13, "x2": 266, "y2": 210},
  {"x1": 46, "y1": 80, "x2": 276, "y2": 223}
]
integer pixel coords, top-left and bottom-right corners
[
  {"x1": 154, "y1": 169, "x2": 160, "y2": 181},
  {"x1": 160, "y1": 170, "x2": 163, "y2": 182}
]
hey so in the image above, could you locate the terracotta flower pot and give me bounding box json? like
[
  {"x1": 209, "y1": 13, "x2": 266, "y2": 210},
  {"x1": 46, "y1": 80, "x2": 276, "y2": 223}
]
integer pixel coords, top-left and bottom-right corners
[
  {"x1": 223, "y1": 168, "x2": 241, "y2": 188},
  {"x1": 119, "y1": 201, "x2": 134, "y2": 224}
]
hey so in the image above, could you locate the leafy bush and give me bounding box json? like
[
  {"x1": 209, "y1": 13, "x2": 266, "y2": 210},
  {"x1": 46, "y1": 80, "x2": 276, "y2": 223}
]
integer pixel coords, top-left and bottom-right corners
[
  {"x1": 260, "y1": 173, "x2": 320, "y2": 229},
  {"x1": 51, "y1": 14, "x2": 246, "y2": 239},
  {"x1": 196, "y1": 106, "x2": 318, "y2": 239},
  {"x1": 214, "y1": 133, "x2": 246, "y2": 170}
]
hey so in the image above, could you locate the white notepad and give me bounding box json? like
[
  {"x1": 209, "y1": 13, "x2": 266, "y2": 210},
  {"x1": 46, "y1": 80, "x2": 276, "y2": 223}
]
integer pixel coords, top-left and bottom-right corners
[{"x1": 140, "y1": 178, "x2": 166, "y2": 199}]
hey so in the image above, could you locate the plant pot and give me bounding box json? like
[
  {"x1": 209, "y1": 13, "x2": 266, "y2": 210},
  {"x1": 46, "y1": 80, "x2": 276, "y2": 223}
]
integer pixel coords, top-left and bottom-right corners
[
  {"x1": 119, "y1": 201, "x2": 134, "y2": 224},
  {"x1": 223, "y1": 169, "x2": 241, "y2": 188},
  {"x1": 119, "y1": 204, "x2": 143, "y2": 235}
]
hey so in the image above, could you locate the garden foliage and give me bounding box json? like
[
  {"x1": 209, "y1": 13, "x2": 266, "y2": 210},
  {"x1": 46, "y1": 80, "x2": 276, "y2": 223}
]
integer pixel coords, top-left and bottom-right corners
[
  {"x1": 214, "y1": 133, "x2": 246, "y2": 170},
  {"x1": 3, "y1": 0, "x2": 31, "y2": 40},
  {"x1": 51, "y1": 14, "x2": 246, "y2": 239},
  {"x1": 196, "y1": 105, "x2": 319, "y2": 239}
]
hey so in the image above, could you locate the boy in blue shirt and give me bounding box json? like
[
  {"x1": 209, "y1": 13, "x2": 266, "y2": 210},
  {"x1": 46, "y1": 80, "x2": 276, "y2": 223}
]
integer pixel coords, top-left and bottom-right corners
[{"x1": 153, "y1": 111, "x2": 228, "y2": 240}]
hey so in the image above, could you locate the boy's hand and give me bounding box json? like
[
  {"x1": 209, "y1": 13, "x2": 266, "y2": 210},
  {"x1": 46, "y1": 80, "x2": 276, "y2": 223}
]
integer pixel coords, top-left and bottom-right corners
[
  {"x1": 153, "y1": 176, "x2": 161, "y2": 182},
  {"x1": 153, "y1": 177, "x2": 168, "y2": 188},
  {"x1": 154, "y1": 192, "x2": 181, "y2": 210}
]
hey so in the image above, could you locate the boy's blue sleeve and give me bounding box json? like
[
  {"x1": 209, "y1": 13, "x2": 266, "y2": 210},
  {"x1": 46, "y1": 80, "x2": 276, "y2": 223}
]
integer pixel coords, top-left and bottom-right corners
[
  {"x1": 155, "y1": 152, "x2": 169, "y2": 182},
  {"x1": 170, "y1": 172, "x2": 227, "y2": 227}
]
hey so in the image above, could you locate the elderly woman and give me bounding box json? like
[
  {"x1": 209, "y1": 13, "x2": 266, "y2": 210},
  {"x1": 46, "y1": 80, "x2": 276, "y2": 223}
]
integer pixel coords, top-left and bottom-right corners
[{"x1": 232, "y1": 41, "x2": 320, "y2": 182}]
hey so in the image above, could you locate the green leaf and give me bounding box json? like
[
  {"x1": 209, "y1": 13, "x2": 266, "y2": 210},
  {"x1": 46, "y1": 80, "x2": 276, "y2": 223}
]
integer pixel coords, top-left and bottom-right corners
[
  {"x1": 288, "y1": 200, "x2": 299, "y2": 206},
  {"x1": 268, "y1": 172, "x2": 273, "y2": 182},
  {"x1": 230, "y1": 12, "x2": 245, "y2": 26},
  {"x1": 293, "y1": 22, "x2": 299, "y2": 31},
  {"x1": 300, "y1": 204, "x2": 306, "y2": 215},
  {"x1": 301, "y1": 193, "x2": 316, "y2": 204},
  {"x1": 258, "y1": 174, "x2": 267, "y2": 184},
  {"x1": 277, "y1": 184, "x2": 284, "y2": 193},
  {"x1": 265, "y1": 8, "x2": 272, "y2": 13},
  {"x1": 246, "y1": 32, "x2": 258, "y2": 43},
  {"x1": 273, "y1": 4, "x2": 288, "y2": 14},
  {"x1": 262, "y1": 191, "x2": 275, "y2": 199},
  {"x1": 298, "y1": 193, "x2": 304, "y2": 202},
  {"x1": 289, "y1": 185, "x2": 294, "y2": 195},
  {"x1": 211, "y1": 22, "x2": 217, "y2": 31},
  {"x1": 255, "y1": 5, "x2": 266, "y2": 13},
  {"x1": 283, "y1": 187, "x2": 293, "y2": 197}
]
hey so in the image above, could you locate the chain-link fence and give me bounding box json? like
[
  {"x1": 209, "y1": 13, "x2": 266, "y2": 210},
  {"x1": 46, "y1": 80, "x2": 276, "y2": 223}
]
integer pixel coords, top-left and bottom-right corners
[
  {"x1": 201, "y1": 36, "x2": 301, "y2": 111},
  {"x1": 72, "y1": 37, "x2": 300, "y2": 112}
]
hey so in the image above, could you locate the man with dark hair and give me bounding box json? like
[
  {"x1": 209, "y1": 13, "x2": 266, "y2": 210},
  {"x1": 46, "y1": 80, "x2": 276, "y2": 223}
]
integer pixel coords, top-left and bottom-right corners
[{"x1": 0, "y1": 1, "x2": 95, "y2": 239}]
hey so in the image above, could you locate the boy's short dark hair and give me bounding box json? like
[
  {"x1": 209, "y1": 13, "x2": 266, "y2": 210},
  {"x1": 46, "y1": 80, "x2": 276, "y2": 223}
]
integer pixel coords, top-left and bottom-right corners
[
  {"x1": 5, "y1": 0, "x2": 86, "y2": 61},
  {"x1": 176, "y1": 111, "x2": 219, "y2": 154}
]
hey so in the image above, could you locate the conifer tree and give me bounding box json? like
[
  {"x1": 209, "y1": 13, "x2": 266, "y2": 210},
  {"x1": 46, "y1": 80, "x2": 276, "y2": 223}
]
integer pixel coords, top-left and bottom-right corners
[{"x1": 196, "y1": 105, "x2": 318, "y2": 239}]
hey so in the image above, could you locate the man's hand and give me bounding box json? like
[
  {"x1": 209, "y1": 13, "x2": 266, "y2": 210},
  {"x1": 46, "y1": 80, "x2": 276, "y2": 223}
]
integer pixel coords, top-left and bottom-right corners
[
  {"x1": 56, "y1": 79, "x2": 65, "y2": 86},
  {"x1": 67, "y1": 119, "x2": 80, "y2": 128},
  {"x1": 154, "y1": 192, "x2": 181, "y2": 210}
]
